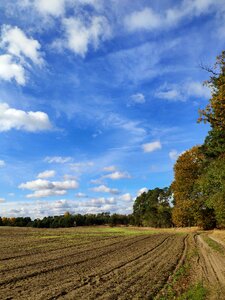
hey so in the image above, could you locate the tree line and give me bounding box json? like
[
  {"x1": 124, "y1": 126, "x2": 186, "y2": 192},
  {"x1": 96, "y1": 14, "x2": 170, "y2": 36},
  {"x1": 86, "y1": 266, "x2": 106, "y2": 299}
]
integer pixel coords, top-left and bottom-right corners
[
  {"x1": 0, "y1": 212, "x2": 134, "y2": 228},
  {"x1": 0, "y1": 51, "x2": 224, "y2": 230}
]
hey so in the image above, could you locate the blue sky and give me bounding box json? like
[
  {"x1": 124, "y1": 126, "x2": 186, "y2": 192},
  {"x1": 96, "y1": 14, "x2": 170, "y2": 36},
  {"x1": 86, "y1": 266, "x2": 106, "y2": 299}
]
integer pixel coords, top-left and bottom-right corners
[{"x1": 0, "y1": 0, "x2": 224, "y2": 218}]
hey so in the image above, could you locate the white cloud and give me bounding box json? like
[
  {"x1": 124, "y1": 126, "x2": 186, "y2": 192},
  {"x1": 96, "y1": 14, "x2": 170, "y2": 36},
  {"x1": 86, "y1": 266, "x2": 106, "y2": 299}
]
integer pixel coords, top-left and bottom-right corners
[
  {"x1": 119, "y1": 193, "x2": 132, "y2": 202},
  {"x1": 34, "y1": 0, "x2": 65, "y2": 17},
  {"x1": 131, "y1": 93, "x2": 145, "y2": 104},
  {"x1": 155, "y1": 89, "x2": 182, "y2": 101},
  {"x1": 0, "y1": 54, "x2": 26, "y2": 85},
  {"x1": 185, "y1": 81, "x2": 210, "y2": 98},
  {"x1": 37, "y1": 170, "x2": 56, "y2": 179},
  {"x1": 103, "y1": 165, "x2": 117, "y2": 172},
  {"x1": 60, "y1": 15, "x2": 111, "y2": 57},
  {"x1": 137, "y1": 187, "x2": 148, "y2": 196},
  {"x1": 75, "y1": 192, "x2": 87, "y2": 198},
  {"x1": 0, "y1": 103, "x2": 52, "y2": 132},
  {"x1": 142, "y1": 141, "x2": 162, "y2": 153},
  {"x1": 169, "y1": 150, "x2": 179, "y2": 161},
  {"x1": 19, "y1": 178, "x2": 79, "y2": 198},
  {"x1": 90, "y1": 178, "x2": 103, "y2": 185},
  {"x1": 155, "y1": 81, "x2": 210, "y2": 101},
  {"x1": 1, "y1": 25, "x2": 43, "y2": 65},
  {"x1": 0, "y1": 197, "x2": 5, "y2": 203},
  {"x1": 45, "y1": 156, "x2": 72, "y2": 163},
  {"x1": 0, "y1": 160, "x2": 5, "y2": 167},
  {"x1": 91, "y1": 185, "x2": 119, "y2": 194},
  {"x1": 103, "y1": 171, "x2": 131, "y2": 180},
  {"x1": 85, "y1": 197, "x2": 117, "y2": 207},
  {"x1": 19, "y1": 179, "x2": 53, "y2": 190},
  {"x1": 124, "y1": 7, "x2": 161, "y2": 32},
  {"x1": 70, "y1": 161, "x2": 94, "y2": 173},
  {"x1": 27, "y1": 189, "x2": 66, "y2": 198},
  {"x1": 124, "y1": 1, "x2": 218, "y2": 33}
]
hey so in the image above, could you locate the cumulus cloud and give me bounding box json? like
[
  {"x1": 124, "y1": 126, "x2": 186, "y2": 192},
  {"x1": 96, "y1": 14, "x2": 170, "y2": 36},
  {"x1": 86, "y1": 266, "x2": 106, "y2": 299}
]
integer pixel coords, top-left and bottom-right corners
[
  {"x1": 44, "y1": 156, "x2": 72, "y2": 163},
  {"x1": 37, "y1": 170, "x2": 56, "y2": 179},
  {"x1": 58, "y1": 15, "x2": 111, "y2": 57},
  {"x1": 84, "y1": 197, "x2": 117, "y2": 207},
  {"x1": 103, "y1": 171, "x2": 131, "y2": 180},
  {"x1": 0, "y1": 103, "x2": 52, "y2": 132},
  {"x1": 142, "y1": 141, "x2": 162, "y2": 153},
  {"x1": 1, "y1": 25, "x2": 43, "y2": 65},
  {"x1": 137, "y1": 187, "x2": 148, "y2": 196},
  {"x1": 91, "y1": 185, "x2": 119, "y2": 194},
  {"x1": 34, "y1": 0, "x2": 65, "y2": 17},
  {"x1": 27, "y1": 189, "x2": 66, "y2": 198},
  {"x1": 0, "y1": 54, "x2": 25, "y2": 85},
  {"x1": 0, "y1": 160, "x2": 5, "y2": 167},
  {"x1": 119, "y1": 193, "x2": 133, "y2": 202},
  {"x1": 19, "y1": 178, "x2": 79, "y2": 198},
  {"x1": 130, "y1": 93, "x2": 145, "y2": 104},
  {"x1": 0, "y1": 197, "x2": 5, "y2": 203}
]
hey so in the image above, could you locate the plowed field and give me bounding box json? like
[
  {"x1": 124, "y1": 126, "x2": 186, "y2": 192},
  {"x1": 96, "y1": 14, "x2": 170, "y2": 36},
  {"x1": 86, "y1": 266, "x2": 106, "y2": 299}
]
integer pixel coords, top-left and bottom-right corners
[{"x1": 0, "y1": 227, "x2": 186, "y2": 300}]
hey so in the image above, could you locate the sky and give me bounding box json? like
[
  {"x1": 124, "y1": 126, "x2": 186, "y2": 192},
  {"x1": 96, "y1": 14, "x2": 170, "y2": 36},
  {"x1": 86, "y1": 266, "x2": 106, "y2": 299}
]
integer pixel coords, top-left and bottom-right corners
[{"x1": 0, "y1": 0, "x2": 224, "y2": 219}]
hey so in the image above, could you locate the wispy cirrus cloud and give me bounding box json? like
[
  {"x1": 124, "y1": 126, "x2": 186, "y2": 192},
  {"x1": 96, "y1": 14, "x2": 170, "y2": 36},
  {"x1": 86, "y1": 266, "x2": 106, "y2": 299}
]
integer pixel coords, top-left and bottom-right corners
[
  {"x1": 44, "y1": 156, "x2": 72, "y2": 164},
  {"x1": 155, "y1": 81, "x2": 210, "y2": 101}
]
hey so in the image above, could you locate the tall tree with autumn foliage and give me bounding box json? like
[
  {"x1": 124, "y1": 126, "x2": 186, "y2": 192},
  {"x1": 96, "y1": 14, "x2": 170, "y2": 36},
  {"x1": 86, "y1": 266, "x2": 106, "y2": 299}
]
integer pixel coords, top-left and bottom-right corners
[
  {"x1": 172, "y1": 51, "x2": 225, "y2": 229},
  {"x1": 172, "y1": 146, "x2": 205, "y2": 227}
]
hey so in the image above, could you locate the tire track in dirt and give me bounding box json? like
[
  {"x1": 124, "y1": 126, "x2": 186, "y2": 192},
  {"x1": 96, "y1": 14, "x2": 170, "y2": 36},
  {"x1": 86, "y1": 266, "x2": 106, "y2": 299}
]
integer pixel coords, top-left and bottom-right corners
[{"x1": 196, "y1": 234, "x2": 225, "y2": 300}]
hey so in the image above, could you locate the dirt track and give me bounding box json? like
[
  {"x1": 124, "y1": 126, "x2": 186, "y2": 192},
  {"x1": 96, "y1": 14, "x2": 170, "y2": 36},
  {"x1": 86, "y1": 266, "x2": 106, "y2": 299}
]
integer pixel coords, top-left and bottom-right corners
[{"x1": 196, "y1": 235, "x2": 225, "y2": 300}]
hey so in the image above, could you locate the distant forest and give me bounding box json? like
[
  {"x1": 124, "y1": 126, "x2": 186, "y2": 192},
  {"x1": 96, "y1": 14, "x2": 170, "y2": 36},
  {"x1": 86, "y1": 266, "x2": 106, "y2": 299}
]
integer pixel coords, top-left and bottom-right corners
[{"x1": 1, "y1": 51, "x2": 225, "y2": 230}]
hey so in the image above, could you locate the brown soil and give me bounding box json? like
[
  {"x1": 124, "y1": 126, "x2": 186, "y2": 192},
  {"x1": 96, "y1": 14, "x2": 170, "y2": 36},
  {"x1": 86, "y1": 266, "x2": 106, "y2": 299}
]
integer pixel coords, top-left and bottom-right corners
[
  {"x1": 1, "y1": 227, "x2": 225, "y2": 300},
  {"x1": 195, "y1": 234, "x2": 225, "y2": 300},
  {"x1": 0, "y1": 227, "x2": 185, "y2": 300}
]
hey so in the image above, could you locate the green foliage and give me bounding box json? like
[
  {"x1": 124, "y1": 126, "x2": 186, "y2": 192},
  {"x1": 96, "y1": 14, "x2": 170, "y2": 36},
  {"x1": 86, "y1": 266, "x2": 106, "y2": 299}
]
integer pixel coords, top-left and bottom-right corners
[
  {"x1": 133, "y1": 187, "x2": 172, "y2": 227},
  {"x1": 198, "y1": 51, "x2": 225, "y2": 158},
  {"x1": 178, "y1": 282, "x2": 207, "y2": 300},
  {"x1": 0, "y1": 213, "x2": 133, "y2": 228},
  {"x1": 193, "y1": 155, "x2": 225, "y2": 228}
]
